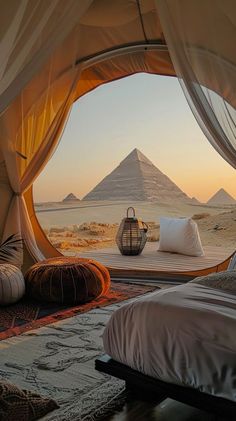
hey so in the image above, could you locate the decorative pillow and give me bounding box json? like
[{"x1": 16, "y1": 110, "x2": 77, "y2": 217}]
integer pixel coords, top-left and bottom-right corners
[
  {"x1": 25, "y1": 257, "x2": 110, "y2": 305},
  {"x1": 158, "y1": 217, "x2": 204, "y2": 257},
  {"x1": 228, "y1": 252, "x2": 236, "y2": 270},
  {"x1": 0, "y1": 264, "x2": 25, "y2": 305},
  {"x1": 190, "y1": 270, "x2": 236, "y2": 294},
  {"x1": 0, "y1": 381, "x2": 58, "y2": 421}
]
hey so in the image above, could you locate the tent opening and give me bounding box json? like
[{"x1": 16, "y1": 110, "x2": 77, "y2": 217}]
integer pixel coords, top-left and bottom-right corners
[{"x1": 32, "y1": 73, "x2": 235, "y2": 276}]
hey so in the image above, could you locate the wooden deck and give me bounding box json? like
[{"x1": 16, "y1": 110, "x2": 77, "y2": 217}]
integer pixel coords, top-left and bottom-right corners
[{"x1": 80, "y1": 243, "x2": 234, "y2": 281}]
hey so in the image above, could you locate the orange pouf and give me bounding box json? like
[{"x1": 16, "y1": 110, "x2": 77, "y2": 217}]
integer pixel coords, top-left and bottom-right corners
[{"x1": 25, "y1": 257, "x2": 110, "y2": 304}]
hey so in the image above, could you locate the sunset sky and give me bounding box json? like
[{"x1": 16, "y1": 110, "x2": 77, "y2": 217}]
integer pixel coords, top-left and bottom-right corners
[{"x1": 34, "y1": 73, "x2": 236, "y2": 203}]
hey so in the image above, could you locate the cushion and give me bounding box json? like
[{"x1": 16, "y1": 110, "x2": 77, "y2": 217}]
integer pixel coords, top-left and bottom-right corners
[
  {"x1": 190, "y1": 270, "x2": 236, "y2": 294},
  {"x1": 228, "y1": 252, "x2": 236, "y2": 270},
  {"x1": 25, "y1": 256, "x2": 110, "y2": 304},
  {"x1": 0, "y1": 380, "x2": 58, "y2": 421},
  {"x1": 158, "y1": 217, "x2": 204, "y2": 256},
  {"x1": 0, "y1": 264, "x2": 25, "y2": 305}
]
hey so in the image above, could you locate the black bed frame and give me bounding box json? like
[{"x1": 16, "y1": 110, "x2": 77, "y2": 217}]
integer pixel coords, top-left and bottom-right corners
[{"x1": 95, "y1": 355, "x2": 236, "y2": 418}]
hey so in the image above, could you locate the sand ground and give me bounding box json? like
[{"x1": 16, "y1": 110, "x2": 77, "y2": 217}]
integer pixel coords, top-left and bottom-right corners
[{"x1": 36, "y1": 201, "x2": 236, "y2": 254}]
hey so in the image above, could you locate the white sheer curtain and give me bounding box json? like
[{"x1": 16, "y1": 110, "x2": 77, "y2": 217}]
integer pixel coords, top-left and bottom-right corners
[
  {"x1": 0, "y1": 62, "x2": 82, "y2": 265},
  {"x1": 0, "y1": 0, "x2": 92, "y2": 266},
  {"x1": 0, "y1": 0, "x2": 92, "y2": 115},
  {"x1": 156, "y1": 0, "x2": 236, "y2": 168},
  {"x1": 1, "y1": 80, "x2": 75, "y2": 265}
]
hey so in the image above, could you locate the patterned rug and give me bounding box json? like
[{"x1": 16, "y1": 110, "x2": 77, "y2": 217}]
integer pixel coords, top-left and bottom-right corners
[
  {"x1": 0, "y1": 282, "x2": 157, "y2": 341},
  {"x1": 0, "y1": 288, "x2": 161, "y2": 420},
  {"x1": 0, "y1": 287, "x2": 222, "y2": 421}
]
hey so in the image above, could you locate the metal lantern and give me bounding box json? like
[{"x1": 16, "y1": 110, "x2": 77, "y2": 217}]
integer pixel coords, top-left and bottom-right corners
[{"x1": 116, "y1": 207, "x2": 148, "y2": 256}]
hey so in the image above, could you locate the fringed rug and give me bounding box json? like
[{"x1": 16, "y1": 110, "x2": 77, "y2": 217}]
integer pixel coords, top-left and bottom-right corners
[{"x1": 0, "y1": 282, "x2": 157, "y2": 340}]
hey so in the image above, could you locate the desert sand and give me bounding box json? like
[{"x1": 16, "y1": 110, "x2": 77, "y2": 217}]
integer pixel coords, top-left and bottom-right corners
[{"x1": 37, "y1": 201, "x2": 236, "y2": 254}]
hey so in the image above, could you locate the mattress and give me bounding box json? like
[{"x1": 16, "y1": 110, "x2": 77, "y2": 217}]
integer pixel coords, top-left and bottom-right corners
[{"x1": 103, "y1": 283, "x2": 236, "y2": 401}]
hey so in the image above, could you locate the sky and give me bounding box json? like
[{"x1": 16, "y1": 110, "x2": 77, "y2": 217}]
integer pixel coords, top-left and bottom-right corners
[{"x1": 34, "y1": 73, "x2": 236, "y2": 203}]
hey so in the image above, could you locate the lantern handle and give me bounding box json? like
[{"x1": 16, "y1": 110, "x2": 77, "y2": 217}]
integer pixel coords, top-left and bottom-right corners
[{"x1": 127, "y1": 207, "x2": 135, "y2": 218}]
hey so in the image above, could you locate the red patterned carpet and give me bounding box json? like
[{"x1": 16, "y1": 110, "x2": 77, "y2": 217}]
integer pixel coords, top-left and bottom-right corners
[{"x1": 0, "y1": 282, "x2": 157, "y2": 340}]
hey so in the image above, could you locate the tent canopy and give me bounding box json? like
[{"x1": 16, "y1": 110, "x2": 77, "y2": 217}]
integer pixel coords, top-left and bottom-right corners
[
  {"x1": 0, "y1": 0, "x2": 235, "y2": 269},
  {"x1": 1, "y1": 0, "x2": 236, "y2": 113}
]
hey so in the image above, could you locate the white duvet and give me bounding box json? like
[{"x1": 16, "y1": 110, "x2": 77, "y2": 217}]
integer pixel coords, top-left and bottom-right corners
[{"x1": 103, "y1": 283, "x2": 236, "y2": 401}]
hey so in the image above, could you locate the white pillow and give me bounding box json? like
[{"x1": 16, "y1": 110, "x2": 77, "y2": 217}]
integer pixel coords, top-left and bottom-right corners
[{"x1": 158, "y1": 217, "x2": 204, "y2": 257}]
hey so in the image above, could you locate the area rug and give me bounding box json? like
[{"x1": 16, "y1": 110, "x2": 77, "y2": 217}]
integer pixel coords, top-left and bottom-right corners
[
  {"x1": 0, "y1": 285, "x2": 214, "y2": 421},
  {"x1": 0, "y1": 290, "x2": 220, "y2": 421},
  {"x1": 0, "y1": 281, "x2": 157, "y2": 341},
  {"x1": 0, "y1": 292, "x2": 159, "y2": 420}
]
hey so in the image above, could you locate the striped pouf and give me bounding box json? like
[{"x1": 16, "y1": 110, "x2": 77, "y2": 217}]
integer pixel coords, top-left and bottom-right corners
[
  {"x1": 0, "y1": 264, "x2": 25, "y2": 305},
  {"x1": 25, "y1": 257, "x2": 110, "y2": 304}
]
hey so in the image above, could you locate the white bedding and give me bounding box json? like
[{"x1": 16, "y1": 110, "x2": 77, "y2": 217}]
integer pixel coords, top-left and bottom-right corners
[{"x1": 103, "y1": 283, "x2": 236, "y2": 401}]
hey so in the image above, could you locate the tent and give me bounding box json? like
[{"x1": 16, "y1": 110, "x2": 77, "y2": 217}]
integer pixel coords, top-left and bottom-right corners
[{"x1": 0, "y1": 0, "x2": 235, "y2": 271}]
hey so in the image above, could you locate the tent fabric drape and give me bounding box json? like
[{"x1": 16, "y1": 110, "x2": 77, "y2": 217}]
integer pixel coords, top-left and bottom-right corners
[
  {"x1": 156, "y1": 0, "x2": 236, "y2": 169},
  {"x1": 0, "y1": 0, "x2": 92, "y2": 115},
  {"x1": 0, "y1": 160, "x2": 13, "y2": 241},
  {"x1": 0, "y1": 0, "x2": 94, "y2": 266},
  {"x1": 74, "y1": 49, "x2": 175, "y2": 101},
  {"x1": 0, "y1": 2, "x2": 87, "y2": 266},
  {"x1": 0, "y1": 65, "x2": 81, "y2": 265}
]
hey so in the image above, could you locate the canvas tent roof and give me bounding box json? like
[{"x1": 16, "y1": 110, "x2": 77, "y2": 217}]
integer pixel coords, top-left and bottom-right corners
[
  {"x1": 0, "y1": 0, "x2": 235, "y2": 269},
  {"x1": 1, "y1": 0, "x2": 236, "y2": 114}
]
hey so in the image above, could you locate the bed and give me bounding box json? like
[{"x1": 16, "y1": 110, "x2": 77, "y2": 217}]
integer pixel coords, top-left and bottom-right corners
[{"x1": 96, "y1": 278, "x2": 236, "y2": 417}]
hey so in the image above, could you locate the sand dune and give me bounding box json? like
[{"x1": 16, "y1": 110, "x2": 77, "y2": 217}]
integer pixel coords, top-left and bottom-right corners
[{"x1": 36, "y1": 199, "x2": 233, "y2": 227}]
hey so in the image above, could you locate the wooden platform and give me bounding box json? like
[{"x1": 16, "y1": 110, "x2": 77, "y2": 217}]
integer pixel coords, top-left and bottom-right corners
[{"x1": 80, "y1": 243, "x2": 234, "y2": 281}]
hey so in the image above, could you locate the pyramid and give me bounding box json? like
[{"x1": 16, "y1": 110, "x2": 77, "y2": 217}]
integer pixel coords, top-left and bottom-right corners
[
  {"x1": 63, "y1": 193, "x2": 80, "y2": 202},
  {"x1": 83, "y1": 148, "x2": 193, "y2": 202},
  {"x1": 207, "y1": 188, "x2": 235, "y2": 205}
]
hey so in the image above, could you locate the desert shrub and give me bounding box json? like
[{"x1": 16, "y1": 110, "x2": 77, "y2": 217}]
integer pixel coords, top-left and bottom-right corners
[
  {"x1": 79, "y1": 223, "x2": 91, "y2": 231},
  {"x1": 90, "y1": 228, "x2": 106, "y2": 235},
  {"x1": 146, "y1": 222, "x2": 160, "y2": 229},
  {"x1": 65, "y1": 231, "x2": 75, "y2": 238},
  {"x1": 147, "y1": 234, "x2": 159, "y2": 242},
  {"x1": 50, "y1": 227, "x2": 65, "y2": 233},
  {"x1": 192, "y1": 213, "x2": 210, "y2": 220}
]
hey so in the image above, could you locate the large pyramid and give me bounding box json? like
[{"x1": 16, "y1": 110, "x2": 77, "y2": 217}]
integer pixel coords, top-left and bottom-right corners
[
  {"x1": 207, "y1": 188, "x2": 235, "y2": 205},
  {"x1": 83, "y1": 148, "x2": 194, "y2": 202}
]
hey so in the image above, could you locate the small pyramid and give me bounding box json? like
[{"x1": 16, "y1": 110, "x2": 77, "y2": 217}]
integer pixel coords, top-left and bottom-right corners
[
  {"x1": 83, "y1": 148, "x2": 194, "y2": 202},
  {"x1": 63, "y1": 193, "x2": 80, "y2": 202},
  {"x1": 207, "y1": 188, "x2": 235, "y2": 205}
]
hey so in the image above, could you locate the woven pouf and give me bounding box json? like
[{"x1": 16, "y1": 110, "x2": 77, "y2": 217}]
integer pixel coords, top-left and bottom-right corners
[
  {"x1": 0, "y1": 264, "x2": 25, "y2": 305},
  {"x1": 25, "y1": 257, "x2": 110, "y2": 304}
]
